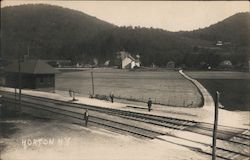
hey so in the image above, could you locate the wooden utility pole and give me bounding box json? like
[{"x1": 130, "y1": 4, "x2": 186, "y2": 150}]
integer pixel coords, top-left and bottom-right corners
[
  {"x1": 91, "y1": 71, "x2": 95, "y2": 96},
  {"x1": 27, "y1": 45, "x2": 30, "y2": 57},
  {"x1": 18, "y1": 55, "x2": 22, "y2": 115},
  {"x1": 14, "y1": 88, "x2": 17, "y2": 110},
  {"x1": 212, "y1": 91, "x2": 220, "y2": 160}
]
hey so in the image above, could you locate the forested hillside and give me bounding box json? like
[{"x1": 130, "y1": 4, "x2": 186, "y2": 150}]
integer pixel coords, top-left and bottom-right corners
[
  {"x1": 178, "y1": 12, "x2": 249, "y2": 68},
  {"x1": 180, "y1": 12, "x2": 249, "y2": 47},
  {"x1": 1, "y1": 4, "x2": 249, "y2": 69},
  {"x1": 1, "y1": 4, "x2": 115, "y2": 60}
]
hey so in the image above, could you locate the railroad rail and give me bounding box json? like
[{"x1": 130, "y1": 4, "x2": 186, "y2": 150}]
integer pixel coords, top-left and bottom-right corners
[
  {"x1": 1, "y1": 91, "x2": 247, "y2": 141},
  {"x1": 1, "y1": 91, "x2": 249, "y2": 160}
]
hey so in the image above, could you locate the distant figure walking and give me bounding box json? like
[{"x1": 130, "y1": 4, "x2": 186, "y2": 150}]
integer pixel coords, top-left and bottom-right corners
[
  {"x1": 110, "y1": 93, "x2": 114, "y2": 103},
  {"x1": 84, "y1": 109, "x2": 89, "y2": 126},
  {"x1": 147, "y1": 98, "x2": 152, "y2": 112},
  {"x1": 69, "y1": 89, "x2": 77, "y2": 101},
  {"x1": 69, "y1": 89, "x2": 72, "y2": 97}
]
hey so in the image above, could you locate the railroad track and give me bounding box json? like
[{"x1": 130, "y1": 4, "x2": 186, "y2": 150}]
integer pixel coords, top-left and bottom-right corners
[
  {"x1": 1, "y1": 91, "x2": 246, "y2": 141},
  {"x1": 2, "y1": 97, "x2": 165, "y2": 139},
  {"x1": 202, "y1": 147, "x2": 250, "y2": 160},
  {"x1": 1, "y1": 91, "x2": 250, "y2": 160},
  {"x1": 0, "y1": 91, "x2": 199, "y2": 129},
  {"x1": 230, "y1": 131, "x2": 250, "y2": 146},
  {"x1": 1, "y1": 91, "x2": 249, "y2": 143}
]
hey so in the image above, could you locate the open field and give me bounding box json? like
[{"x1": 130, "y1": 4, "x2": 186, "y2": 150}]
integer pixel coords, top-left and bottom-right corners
[
  {"x1": 55, "y1": 69, "x2": 202, "y2": 107},
  {"x1": 186, "y1": 71, "x2": 250, "y2": 111}
]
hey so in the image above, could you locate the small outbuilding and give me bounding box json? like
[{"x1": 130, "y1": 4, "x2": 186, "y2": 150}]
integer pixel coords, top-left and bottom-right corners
[
  {"x1": 4, "y1": 59, "x2": 57, "y2": 92},
  {"x1": 219, "y1": 60, "x2": 233, "y2": 70},
  {"x1": 166, "y1": 61, "x2": 175, "y2": 69},
  {"x1": 216, "y1": 40, "x2": 223, "y2": 46}
]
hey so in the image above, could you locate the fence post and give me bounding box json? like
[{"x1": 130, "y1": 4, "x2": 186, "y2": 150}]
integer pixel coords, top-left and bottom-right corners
[{"x1": 212, "y1": 91, "x2": 220, "y2": 160}]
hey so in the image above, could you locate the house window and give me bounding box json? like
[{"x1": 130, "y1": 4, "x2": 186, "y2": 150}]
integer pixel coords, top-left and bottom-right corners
[
  {"x1": 48, "y1": 77, "x2": 51, "y2": 84},
  {"x1": 40, "y1": 77, "x2": 44, "y2": 84}
]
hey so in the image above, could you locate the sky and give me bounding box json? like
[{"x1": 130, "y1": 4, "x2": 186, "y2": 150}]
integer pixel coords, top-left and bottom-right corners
[{"x1": 1, "y1": 1, "x2": 249, "y2": 31}]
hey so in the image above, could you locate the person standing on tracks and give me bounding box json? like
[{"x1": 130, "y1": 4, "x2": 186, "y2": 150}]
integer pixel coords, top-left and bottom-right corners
[
  {"x1": 84, "y1": 109, "x2": 89, "y2": 126},
  {"x1": 69, "y1": 89, "x2": 72, "y2": 97},
  {"x1": 110, "y1": 92, "x2": 114, "y2": 103},
  {"x1": 147, "y1": 98, "x2": 152, "y2": 112}
]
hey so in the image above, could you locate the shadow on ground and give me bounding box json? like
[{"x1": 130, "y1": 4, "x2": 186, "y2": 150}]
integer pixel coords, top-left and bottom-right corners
[{"x1": 0, "y1": 103, "x2": 51, "y2": 153}]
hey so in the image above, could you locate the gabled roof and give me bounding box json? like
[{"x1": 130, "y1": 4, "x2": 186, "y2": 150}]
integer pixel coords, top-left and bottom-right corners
[
  {"x1": 4, "y1": 59, "x2": 57, "y2": 74},
  {"x1": 117, "y1": 51, "x2": 136, "y2": 61},
  {"x1": 126, "y1": 54, "x2": 136, "y2": 61}
]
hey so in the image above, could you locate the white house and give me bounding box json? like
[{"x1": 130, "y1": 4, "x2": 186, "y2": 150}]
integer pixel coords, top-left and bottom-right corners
[
  {"x1": 216, "y1": 40, "x2": 223, "y2": 46},
  {"x1": 115, "y1": 51, "x2": 141, "y2": 69}
]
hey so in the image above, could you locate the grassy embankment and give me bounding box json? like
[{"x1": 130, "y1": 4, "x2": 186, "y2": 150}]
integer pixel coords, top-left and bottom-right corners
[{"x1": 187, "y1": 71, "x2": 250, "y2": 111}]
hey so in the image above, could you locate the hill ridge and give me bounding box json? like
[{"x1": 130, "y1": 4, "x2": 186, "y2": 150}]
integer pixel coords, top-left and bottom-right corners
[{"x1": 1, "y1": 4, "x2": 249, "y2": 69}]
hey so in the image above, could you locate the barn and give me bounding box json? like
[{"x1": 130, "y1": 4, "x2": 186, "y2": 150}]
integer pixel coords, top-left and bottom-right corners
[{"x1": 4, "y1": 59, "x2": 57, "y2": 92}]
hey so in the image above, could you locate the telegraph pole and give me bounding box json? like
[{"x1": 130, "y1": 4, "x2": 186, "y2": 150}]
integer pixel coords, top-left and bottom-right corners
[
  {"x1": 212, "y1": 91, "x2": 220, "y2": 160},
  {"x1": 27, "y1": 45, "x2": 30, "y2": 57},
  {"x1": 91, "y1": 71, "x2": 95, "y2": 96},
  {"x1": 14, "y1": 88, "x2": 17, "y2": 110},
  {"x1": 18, "y1": 54, "x2": 22, "y2": 115}
]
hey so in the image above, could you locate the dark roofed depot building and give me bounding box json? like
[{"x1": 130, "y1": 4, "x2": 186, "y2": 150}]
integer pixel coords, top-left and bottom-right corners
[{"x1": 4, "y1": 60, "x2": 57, "y2": 92}]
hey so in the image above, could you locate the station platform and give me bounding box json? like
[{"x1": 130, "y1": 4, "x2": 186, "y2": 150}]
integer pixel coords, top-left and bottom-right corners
[{"x1": 0, "y1": 87, "x2": 205, "y2": 120}]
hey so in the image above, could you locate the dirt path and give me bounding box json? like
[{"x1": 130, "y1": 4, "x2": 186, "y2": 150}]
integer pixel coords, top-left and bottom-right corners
[{"x1": 179, "y1": 70, "x2": 215, "y2": 110}]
